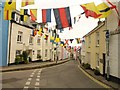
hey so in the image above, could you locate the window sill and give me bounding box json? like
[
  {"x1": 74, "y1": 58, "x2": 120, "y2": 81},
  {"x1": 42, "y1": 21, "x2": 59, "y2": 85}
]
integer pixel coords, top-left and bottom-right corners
[
  {"x1": 37, "y1": 43, "x2": 40, "y2": 45},
  {"x1": 29, "y1": 43, "x2": 33, "y2": 45},
  {"x1": 17, "y1": 42, "x2": 23, "y2": 44},
  {"x1": 96, "y1": 45, "x2": 99, "y2": 47}
]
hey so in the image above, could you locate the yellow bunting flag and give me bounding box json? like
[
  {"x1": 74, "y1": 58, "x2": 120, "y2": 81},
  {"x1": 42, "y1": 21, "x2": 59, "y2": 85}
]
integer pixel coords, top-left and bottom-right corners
[
  {"x1": 30, "y1": 9, "x2": 37, "y2": 22},
  {"x1": 20, "y1": 9, "x2": 28, "y2": 21},
  {"x1": 97, "y1": 2, "x2": 111, "y2": 18},
  {"x1": 55, "y1": 38, "x2": 60, "y2": 43},
  {"x1": 4, "y1": 10, "x2": 12, "y2": 20},
  {"x1": 21, "y1": 0, "x2": 34, "y2": 7},
  {"x1": 81, "y1": 2, "x2": 101, "y2": 18},
  {"x1": 4, "y1": 0, "x2": 16, "y2": 10}
]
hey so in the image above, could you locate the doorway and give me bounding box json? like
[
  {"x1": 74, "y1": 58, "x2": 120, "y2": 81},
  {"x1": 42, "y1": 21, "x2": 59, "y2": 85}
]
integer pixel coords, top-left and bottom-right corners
[{"x1": 103, "y1": 53, "x2": 106, "y2": 76}]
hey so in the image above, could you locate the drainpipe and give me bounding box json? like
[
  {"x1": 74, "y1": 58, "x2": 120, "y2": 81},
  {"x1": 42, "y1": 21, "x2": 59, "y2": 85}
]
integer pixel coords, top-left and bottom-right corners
[
  {"x1": 8, "y1": 20, "x2": 12, "y2": 65},
  {"x1": 106, "y1": 30, "x2": 110, "y2": 80}
]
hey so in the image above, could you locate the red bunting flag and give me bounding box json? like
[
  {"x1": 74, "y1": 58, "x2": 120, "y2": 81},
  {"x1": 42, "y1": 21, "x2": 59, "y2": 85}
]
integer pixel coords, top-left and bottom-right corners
[{"x1": 53, "y1": 7, "x2": 72, "y2": 29}]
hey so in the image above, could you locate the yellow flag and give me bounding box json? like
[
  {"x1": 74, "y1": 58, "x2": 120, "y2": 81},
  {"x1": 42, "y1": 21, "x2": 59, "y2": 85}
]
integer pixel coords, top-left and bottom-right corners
[
  {"x1": 20, "y1": 9, "x2": 28, "y2": 21},
  {"x1": 81, "y1": 2, "x2": 100, "y2": 14},
  {"x1": 97, "y1": 2, "x2": 111, "y2": 18},
  {"x1": 30, "y1": 9, "x2": 37, "y2": 21},
  {"x1": 4, "y1": 10, "x2": 12, "y2": 20},
  {"x1": 21, "y1": 0, "x2": 34, "y2": 7},
  {"x1": 81, "y1": 2, "x2": 101, "y2": 18},
  {"x1": 60, "y1": 44, "x2": 63, "y2": 47},
  {"x1": 50, "y1": 36, "x2": 54, "y2": 40},
  {"x1": 4, "y1": 0, "x2": 16, "y2": 10}
]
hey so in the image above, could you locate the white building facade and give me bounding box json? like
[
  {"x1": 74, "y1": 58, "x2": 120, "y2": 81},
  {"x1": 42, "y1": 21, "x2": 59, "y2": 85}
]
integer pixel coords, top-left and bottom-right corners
[{"x1": 107, "y1": 1, "x2": 120, "y2": 81}]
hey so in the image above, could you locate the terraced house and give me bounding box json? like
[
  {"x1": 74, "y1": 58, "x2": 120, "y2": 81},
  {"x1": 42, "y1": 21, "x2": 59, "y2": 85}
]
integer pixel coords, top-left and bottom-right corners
[
  {"x1": 83, "y1": 21, "x2": 106, "y2": 75},
  {"x1": 3, "y1": 9, "x2": 69, "y2": 65}
]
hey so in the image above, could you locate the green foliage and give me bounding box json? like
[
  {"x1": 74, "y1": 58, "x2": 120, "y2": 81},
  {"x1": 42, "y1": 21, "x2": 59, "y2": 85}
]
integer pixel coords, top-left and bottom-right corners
[
  {"x1": 22, "y1": 51, "x2": 28, "y2": 60},
  {"x1": 22, "y1": 51, "x2": 29, "y2": 64},
  {"x1": 94, "y1": 67, "x2": 100, "y2": 75},
  {"x1": 82, "y1": 63, "x2": 91, "y2": 69},
  {"x1": 15, "y1": 51, "x2": 29, "y2": 64},
  {"x1": 15, "y1": 55, "x2": 22, "y2": 64},
  {"x1": 37, "y1": 55, "x2": 41, "y2": 60}
]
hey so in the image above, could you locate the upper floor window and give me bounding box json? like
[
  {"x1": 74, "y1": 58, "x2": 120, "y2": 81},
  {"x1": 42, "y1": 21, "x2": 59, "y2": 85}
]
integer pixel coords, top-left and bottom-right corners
[
  {"x1": 88, "y1": 36, "x2": 91, "y2": 48},
  {"x1": 29, "y1": 35, "x2": 33, "y2": 45},
  {"x1": 45, "y1": 49, "x2": 47, "y2": 57},
  {"x1": 96, "y1": 32, "x2": 100, "y2": 46},
  {"x1": 17, "y1": 31, "x2": 23, "y2": 43},
  {"x1": 37, "y1": 36, "x2": 41, "y2": 45}
]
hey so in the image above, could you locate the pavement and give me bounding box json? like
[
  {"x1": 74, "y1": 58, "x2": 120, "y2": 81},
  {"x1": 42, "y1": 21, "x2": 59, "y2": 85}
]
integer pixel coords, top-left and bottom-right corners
[
  {"x1": 0, "y1": 59, "x2": 69, "y2": 72},
  {"x1": 79, "y1": 63, "x2": 120, "y2": 90},
  {"x1": 0, "y1": 59, "x2": 120, "y2": 89}
]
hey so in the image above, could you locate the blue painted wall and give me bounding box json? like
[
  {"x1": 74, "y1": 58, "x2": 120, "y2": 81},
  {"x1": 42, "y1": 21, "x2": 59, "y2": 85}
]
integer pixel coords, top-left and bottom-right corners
[{"x1": 0, "y1": 2, "x2": 9, "y2": 66}]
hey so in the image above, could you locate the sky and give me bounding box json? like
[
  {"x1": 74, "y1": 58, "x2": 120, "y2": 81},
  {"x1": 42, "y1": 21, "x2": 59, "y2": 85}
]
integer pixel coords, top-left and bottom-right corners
[{"x1": 16, "y1": 0, "x2": 105, "y2": 46}]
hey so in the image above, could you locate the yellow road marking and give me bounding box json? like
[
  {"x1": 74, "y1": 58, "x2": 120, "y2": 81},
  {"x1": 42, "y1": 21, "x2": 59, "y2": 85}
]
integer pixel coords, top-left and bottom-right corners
[{"x1": 78, "y1": 65, "x2": 112, "y2": 89}]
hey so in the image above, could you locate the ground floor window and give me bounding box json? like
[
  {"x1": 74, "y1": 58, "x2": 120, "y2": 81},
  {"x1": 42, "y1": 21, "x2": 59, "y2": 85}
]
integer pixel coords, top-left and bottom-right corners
[
  {"x1": 96, "y1": 53, "x2": 99, "y2": 67},
  {"x1": 16, "y1": 50, "x2": 22, "y2": 56},
  {"x1": 45, "y1": 49, "x2": 47, "y2": 57},
  {"x1": 37, "y1": 50, "x2": 41, "y2": 58}
]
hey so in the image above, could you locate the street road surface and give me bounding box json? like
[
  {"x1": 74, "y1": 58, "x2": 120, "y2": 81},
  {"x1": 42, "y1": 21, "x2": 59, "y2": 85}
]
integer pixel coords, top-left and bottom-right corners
[{"x1": 1, "y1": 60, "x2": 108, "y2": 89}]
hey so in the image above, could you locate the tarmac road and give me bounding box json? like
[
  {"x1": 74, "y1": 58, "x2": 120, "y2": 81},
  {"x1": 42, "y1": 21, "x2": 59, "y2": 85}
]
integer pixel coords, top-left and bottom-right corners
[{"x1": 1, "y1": 60, "x2": 109, "y2": 89}]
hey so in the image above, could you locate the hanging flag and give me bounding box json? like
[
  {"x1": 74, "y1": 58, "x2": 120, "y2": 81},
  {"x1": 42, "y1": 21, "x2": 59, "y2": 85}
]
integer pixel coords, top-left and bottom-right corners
[
  {"x1": 76, "y1": 38, "x2": 81, "y2": 44},
  {"x1": 81, "y1": 2, "x2": 102, "y2": 19},
  {"x1": 44, "y1": 27, "x2": 48, "y2": 31},
  {"x1": 30, "y1": 9, "x2": 37, "y2": 22},
  {"x1": 44, "y1": 34, "x2": 49, "y2": 40},
  {"x1": 55, "y1": 38, "x2": 60, "y2": 43},
  {"x1": 21, "y1": 0, "x2": 34, "y2": 7},
  {"x1": 97, "y1": 2, "x2": 111, "y2": 18},
  {"x1": 60, "y1": 41, "x2": 64, "y2": 47},
  {"x1": 53, "y1": 7, "x2": 72, "y2": 29},
  {"x1": 20, "y1": 9, "x2": 28, "y2": 21},
  {"x1": 4, "y1": 0, "x2": 16, "y2": 10},
  {"x1": 74, "y1": 14, "x2": 81, "y2": 24},
  {"x1": 42, "y1": 9, "x2": 51, "y2": 23},
  {"x1": 50, "y1": 36, "x2": 54, "y2": 43},
  {"x1": 70, "y1": 39, "x2": 74, "y2": 43},
  {"x1": 34, "y1": 29, "x2": 37, "y2": 36},
  {"x1": 59, "y1": 29, "x2": 64, "y2": 33},
  {"x1": 4, "y1": 10, "x2": 12, "y2": 20},
  {"x1": 74, "y1": 17, "x2": 76, "y2": 24},
  {"x1": 65, "y1": 39, "x2": 69, "y2": 45}
]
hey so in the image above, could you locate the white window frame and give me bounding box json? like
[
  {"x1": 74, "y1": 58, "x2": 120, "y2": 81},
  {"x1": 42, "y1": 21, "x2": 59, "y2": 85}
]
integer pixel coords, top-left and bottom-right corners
[
  {"x1": 45, "y1": 49, "x2": 47, "y2": 57},
  {"x1": 37, "y1": 36, "x2": 41, "y2": 45},
  {"x1": 96, "y1": 32, "x2": 100, "y2": 46},
  {"x1": 96, "y1": 53, "x2": 99, "y2": 67},
  {"x1": 17, "y1": 31, "x2": 23, "y2": 43},
  {"x1": 29, "y1": 35, "x2": 33, "y2": 45}
]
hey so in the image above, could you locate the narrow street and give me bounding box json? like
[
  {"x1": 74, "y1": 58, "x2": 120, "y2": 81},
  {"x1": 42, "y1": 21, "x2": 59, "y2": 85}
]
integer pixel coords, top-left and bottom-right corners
[{"x1": 1, "y1": 60, "x2": 108, "y2": 89}]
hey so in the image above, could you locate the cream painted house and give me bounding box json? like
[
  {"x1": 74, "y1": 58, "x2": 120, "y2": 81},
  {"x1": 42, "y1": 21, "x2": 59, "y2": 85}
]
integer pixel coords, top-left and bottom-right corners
[{"x1": 84, "y1": 21, "x2": 106, "y2": 75}]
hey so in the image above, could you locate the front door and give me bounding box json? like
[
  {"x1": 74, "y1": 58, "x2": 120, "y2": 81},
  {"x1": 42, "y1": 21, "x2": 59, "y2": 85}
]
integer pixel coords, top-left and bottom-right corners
[{"x1": 103, "y1": 53, "x2": 106, "y2": 76}]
